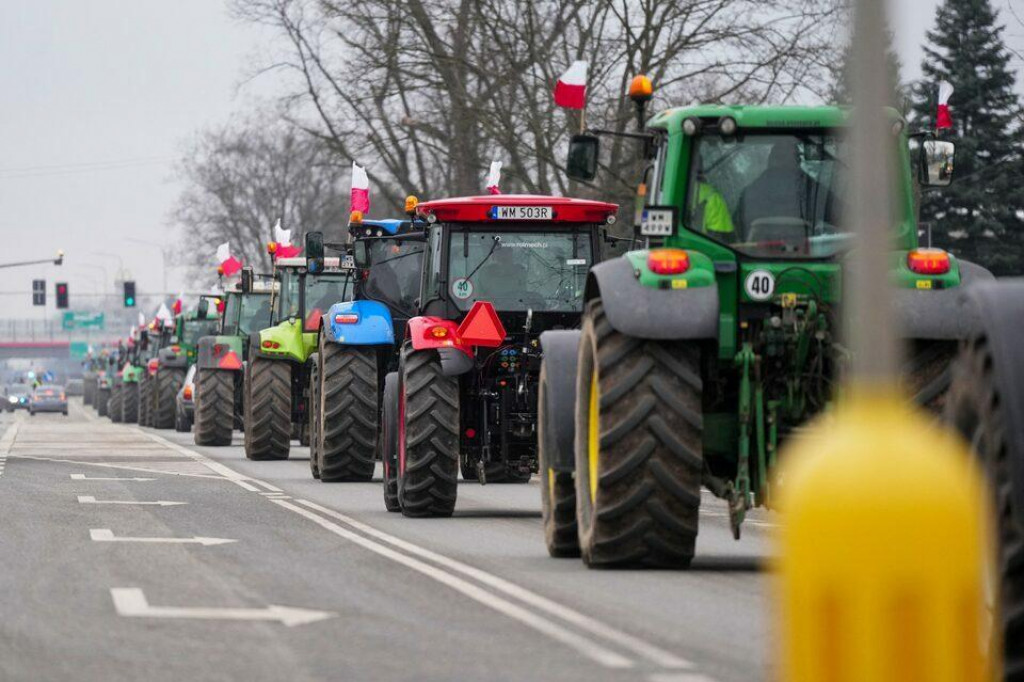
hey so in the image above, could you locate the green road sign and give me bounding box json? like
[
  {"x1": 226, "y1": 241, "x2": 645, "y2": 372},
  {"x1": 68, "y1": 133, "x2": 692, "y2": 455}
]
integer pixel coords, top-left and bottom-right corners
[
  {"x1": 62, "y1": 312, "x2": 105, "y2": 331},
  {"x1": 69, "y1": 341, "x2": 89, "y2": 359}
]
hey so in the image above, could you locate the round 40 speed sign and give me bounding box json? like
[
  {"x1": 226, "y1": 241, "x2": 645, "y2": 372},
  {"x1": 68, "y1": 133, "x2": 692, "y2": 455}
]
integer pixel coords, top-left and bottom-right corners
[{"x1": 744, "y1": 270, "x2": 776, "y2": 301}]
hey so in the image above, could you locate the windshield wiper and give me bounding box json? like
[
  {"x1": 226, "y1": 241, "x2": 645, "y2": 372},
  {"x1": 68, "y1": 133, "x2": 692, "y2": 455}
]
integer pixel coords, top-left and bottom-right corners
[{"x1": 463, "y1": 235, "x2": 501, "y2": 281}]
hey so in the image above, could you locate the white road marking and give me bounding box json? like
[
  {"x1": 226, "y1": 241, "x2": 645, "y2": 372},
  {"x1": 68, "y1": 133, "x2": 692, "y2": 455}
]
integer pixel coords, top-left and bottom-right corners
[
  {"x1": 138, "y1": 430, "x2": 261, "y2": 491},
  {"x1": 72, "y1": 474, "x2": 156, "y2": 481},
  {"x1": 90, "y1": 528, "x2": 236, "y2": 546},
  {"x1": 649, "y1": 674, "x2": 721, "y2": 682},
  {"x1": 297, "y1": 499, "x2": 693, "y2": 669},
  {"x1": 272, "y1": 498, "x2": 633, "y2": 669},
  {"x1": 77, "y1": 495, "x2": 185, "y2": 507},
  {"x1": 11, "y1": 455, "x2": 225, "y2": 480},
  {"x1": 110, "y1": 588, "x2": 334, "y2": 627},
  {"x1": 0, "y1": 422, "x2": 18, "y2": 478}
]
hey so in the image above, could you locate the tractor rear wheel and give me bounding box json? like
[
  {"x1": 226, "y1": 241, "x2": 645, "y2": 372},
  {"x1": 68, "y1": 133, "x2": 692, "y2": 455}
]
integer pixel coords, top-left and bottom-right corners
[
  {"x1": 244, "y1": 358, "x2": 291, "y2": 460},
  {"x1": 109, "y1": 385, "x2": 123, "y2": 423},
  {"x1": 397, "y1": 346, "x2": 459, "y2": 518},
  {"x1": 318, "y1": 342, "x2": 378, "y2": 482},
  {"x1": 575, "y1": 300, "x2": 703, "y2": 568},
  {"x1": 194, "y1": 369, "x2": 234, "y2": 446},
  {"x1": 137, "y1": 377, "x2": 150, "y2": 426},
  {"x1": 154, "y1": 368, "x2": 185, "y2": 429},
  {"x1": 96, "y1": 388, "x2": 110, "y2": 417},
  {"x1": 539, "y1": 358, "x2": 580, "y2": 558},
  {"x1": 122, "y1": 383, "x2": 139, "y2": 423},
  {"x1": 903, "y1": 339, "x2": 958, "y2": 414},
  {"x1": 945, "y1": 335, "x2": 1024, "y2": 678},
  {"x1": 83, "y1": 377, "x2": 95, "y2": 406},
  {"x1": 308, "y1": 353, "x2": 321, "y2": 479},
  {"x1": 380, "y1": 372, "x2": 400, "y2": 512}
]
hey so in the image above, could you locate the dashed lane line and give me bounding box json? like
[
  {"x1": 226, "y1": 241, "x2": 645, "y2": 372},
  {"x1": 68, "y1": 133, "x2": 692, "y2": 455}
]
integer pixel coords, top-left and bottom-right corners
[{"x1": 0, "y1": 422, "x2": 19, "y2": 478}]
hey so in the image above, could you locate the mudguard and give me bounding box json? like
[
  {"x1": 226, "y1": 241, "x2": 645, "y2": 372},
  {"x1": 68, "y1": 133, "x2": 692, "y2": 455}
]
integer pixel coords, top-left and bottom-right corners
[
  {"x1": 963, "y1": 278, "x2": 1024, "y2": 522},
  {"x1": 406, "y1": 317, "x2": 474, "y2": 376},
  {"x1": 322, "y1": 300, "x2": 395, "y2": 346},
  {"x1": 538, "y1": 330, "x2": 581, "y2": 471},
  {"x1": 893, "y1": 260, "x2": 995, "y2": 340},
  {"x1": 585, "y1": 257, "x2": 719, "y2": 340},
  {"x1": 197, "y1": 335, "x2": 244, "y2": 371},
  {"x1": 158, "y1": 346, "x2": 188, "y2": 369},
  {"x1": 254, "y1": 319, "x2": 308, "y2": 363}
]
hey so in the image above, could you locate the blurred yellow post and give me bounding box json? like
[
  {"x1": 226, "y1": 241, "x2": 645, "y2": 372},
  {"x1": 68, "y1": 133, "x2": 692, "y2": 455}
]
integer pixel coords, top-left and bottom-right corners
[{"x1": 774, "y1": 0, "x2": 995, "y2": 677}]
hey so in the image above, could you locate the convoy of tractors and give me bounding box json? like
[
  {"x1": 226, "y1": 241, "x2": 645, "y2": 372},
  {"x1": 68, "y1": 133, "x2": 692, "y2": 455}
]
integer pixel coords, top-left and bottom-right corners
[{"x1": 80, "y1": 83, "x2": 1022, "y2": 670}]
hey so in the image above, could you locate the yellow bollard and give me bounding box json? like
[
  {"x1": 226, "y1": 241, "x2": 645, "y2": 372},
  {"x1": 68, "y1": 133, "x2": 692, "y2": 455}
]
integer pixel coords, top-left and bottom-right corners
[{"x1": 775, "y1": 385, "x2": 995, "y2": 682}]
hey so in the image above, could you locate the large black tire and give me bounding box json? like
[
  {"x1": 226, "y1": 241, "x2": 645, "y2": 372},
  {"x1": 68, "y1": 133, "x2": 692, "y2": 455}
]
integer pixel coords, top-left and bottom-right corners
[
  {"x1": 397, "y1": 346, "x2": 459, "y2": 517},
  {"x1": 96, "y1": 388, "x2": 110, "y2": 417},
  {"x1": 244, "y1": 358, "x2": 292, "y2": 460},
  {"x1": 121, "y1": 383, "x2": 139, "y2": 423},
  {"x1": 83, "y1": 377, "x2": 96, "y2": 406},
  {"x1": 945, "y1": 335, "x2": 1024, "y2": 680},
  {"x1": 109, "y1": 385, "x2": 123, "y2": 423},
  {"x1": 318, "y1": 341, "x2": 377, "y2": 482},
  {"x1": 903, "y1": 339, "x2": 958, "y2": 413},
  {"x1": 538, "y1": 357, "x2": 580, "y2": 558},
  {"x1": 380, "y1": 372, "x2": 400, "y2": 512},
  {"x1": 308, "y1": 353, "x2": 321, "y2": 479},
  {"x1": 153, "y1": 368, "x2": 185, "y2": 430},
  {"x1": 575, "y1": 300, "x2": 703, "y2": 568},
  {"x1": 137, "y1": 376, "x2": 148, "y2": 426},
  {"x1": 193, "y1": 369, "x2": 235, "y2": 446}
]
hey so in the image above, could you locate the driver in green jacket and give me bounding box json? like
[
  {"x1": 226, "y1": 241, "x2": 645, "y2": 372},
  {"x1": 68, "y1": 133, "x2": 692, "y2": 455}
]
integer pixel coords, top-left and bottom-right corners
[{"x1": 693, "y1": 181, "x2": 735, "y2": 239}]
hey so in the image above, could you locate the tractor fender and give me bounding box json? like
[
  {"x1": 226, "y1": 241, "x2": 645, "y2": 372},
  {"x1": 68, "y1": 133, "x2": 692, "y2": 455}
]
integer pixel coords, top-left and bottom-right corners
[
  {"x1": 158, "y1": 346, "x2": 187, "y2": 369},
  {"x1": 197, "y1": 335, "x2": 244, "y2": 371},
  {"x1": 322, "y1": 300, "x2": 395, "y2": 346},
  {"x1": 584, "y1": 257, "x2": 719, "y2": 340},
  {"x1": 893, "y1": 260, "x2": 995, "y2": 340},
  {"x1": 539, "y1": 330, "x2": 581, "y2": 472},
  {"x1": 963, "y1": 278, "x2": 1024, "y2": 522},
  {"x1": 406, "y1": 317, "x2": 474, "y2": 376}
]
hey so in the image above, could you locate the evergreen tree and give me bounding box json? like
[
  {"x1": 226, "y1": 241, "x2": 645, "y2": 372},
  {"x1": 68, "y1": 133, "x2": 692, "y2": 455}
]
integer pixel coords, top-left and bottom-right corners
[
  {"x1": 831, "y1": 30, "x2": 907, "y2": 112},
  {"x1": 911, "y1": 0, "x2": 1024, "y2": 275}
]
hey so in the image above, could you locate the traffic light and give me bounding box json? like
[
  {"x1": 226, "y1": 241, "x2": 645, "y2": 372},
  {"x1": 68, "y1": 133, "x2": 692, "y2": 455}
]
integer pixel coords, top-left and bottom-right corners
[
  {"x1": 32, "y1": 279, "x2": 45, "y2": 306},
  {"x1": 55, "y1": 282, "x2": 69, "y2": 309},
  {"x1": 123, "y1": 281, "x2": 136, "y2": 307}
]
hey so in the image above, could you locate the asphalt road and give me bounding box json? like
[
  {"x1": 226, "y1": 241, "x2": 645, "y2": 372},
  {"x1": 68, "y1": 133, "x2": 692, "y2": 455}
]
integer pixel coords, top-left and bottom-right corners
[{"x1": 0, "y1": 399, "x2": 778, "y2": 682}]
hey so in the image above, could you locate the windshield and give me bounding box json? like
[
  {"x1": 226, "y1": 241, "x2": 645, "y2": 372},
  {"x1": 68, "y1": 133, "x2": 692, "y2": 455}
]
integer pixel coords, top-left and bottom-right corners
[
  {"x1": 183, "y1": 318, "x2": 220, "y2": 346},
  {"x1": 363, "y1": 240, "x2": 424, "y2": 317},
  {"x1": 304, "y1": 274, "x2": 353, "y2": 331},
  {"x1": 34, "y1": 386, "x2": 59, "y2": 397},
  {"x1": 223, "y1": 292, "x2": 273, "y2": 336},
  {"x1": 686, "y1": 133, "x2": 848, "y2": 258},
  {"x1": 275, "y1": 269, "x2": 302, "y2": 322},
  {"x1": 446, "y1": 227, "x2": 593, "y2": 312}
]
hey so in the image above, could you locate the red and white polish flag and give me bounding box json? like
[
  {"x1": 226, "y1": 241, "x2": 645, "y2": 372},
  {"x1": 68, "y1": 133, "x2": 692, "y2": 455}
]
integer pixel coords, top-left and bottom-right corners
[
  {"x1": 485, "y1": 161, "x2": 502, "y2": 195},
  {"x1": 554, "y1": 61, "x2": 588, "y2": 110},
  {"x1": 272, "y1": 219, "x2": 301, "y2": 258},
  {"x1": 937, "y1": 81, "x2": 954, "y2": 130},
  {"x1": 172, "y1": 291, "x2": 184, "y2": 316},
  {"x1": 351, "y1": 162, "x2": 370, "y2": 215},
  {"x1": 216, "y1": 242, "x2": 243, "y2": 277}
]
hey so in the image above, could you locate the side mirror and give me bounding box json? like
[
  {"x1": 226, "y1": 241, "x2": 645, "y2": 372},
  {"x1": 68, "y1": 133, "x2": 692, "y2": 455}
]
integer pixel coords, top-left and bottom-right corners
[
  {"x1": 566, "y1": 134, "x2": 599, "y2": 182},
  {"x1": 306, "y1": 231, "x2": 325, "y2": 273},
  {"x1": 240, "y1": 267, "x2": 254, "y2": 294},
  {"x1": 197, "y1": 298, "x2": 210, "y2": 319},
  {"x1": 920, "y1": 139, "x2": 955, "y2": 187},
  {"x1": 353, "y1": 240, "x2": 370, "y2": 269}
]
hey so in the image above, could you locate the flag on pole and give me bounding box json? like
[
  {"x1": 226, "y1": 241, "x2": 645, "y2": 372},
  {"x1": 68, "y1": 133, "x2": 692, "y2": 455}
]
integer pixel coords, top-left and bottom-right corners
[
  {"x1": 216, "y1": 242, "x2": 243, "y2": 277},
  {"x1": 269, "y1": 219, "x2": 302, "y2": 259},
  {"x1": 137, "y1": 312, "x2": 145, "y2": 327},
  {"x1": 156, "y1": 303, "x2": 173, "y2": 325},
  {"x1": 936, "y1": 81, "x2": 954, "y2": 130},
  {"x1": 485, "y1": 161, "x2": 502, "y2": 195},
  {"x1": 172, "y1": 291, "x2": 184, "y2": 316},
  {"x1": 351, "y1": 162, "x2": 370, "y2": 215},
  {"x1": 554, "y1": 61, "x2": 588, "y2": 110}
]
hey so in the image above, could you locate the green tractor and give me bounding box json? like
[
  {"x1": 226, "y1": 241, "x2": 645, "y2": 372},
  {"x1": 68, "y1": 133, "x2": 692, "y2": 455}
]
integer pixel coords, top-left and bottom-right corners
[
  {"x1": 243, "y1": 255, "x2": 354, "y2": 460},
  {"x1": 538, "y1": 96, "x2": 993, "y2": 566},
  {"x1": 147, "y1": 300, "x2": 221, "y2": 430},
  {"x1": 138, "y1": 319, "x2": 173, "y2": 427},
  {"x1": 109, "y1": 330, "x2": 146, "y2": 424},
  {"x1": 192, "y1": 270, "x2": 275, "y2": 446},
  {"x1": 95, "y1": 350, "x2": 117, "y2": 417}
]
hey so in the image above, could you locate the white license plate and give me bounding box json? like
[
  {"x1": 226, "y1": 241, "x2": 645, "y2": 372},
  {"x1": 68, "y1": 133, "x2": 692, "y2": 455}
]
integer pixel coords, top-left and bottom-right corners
[
  {"x1": 640, "y1": 208, "x2": 675, "y2": 236},
  {"x1": 494, "y1": 205, "x2": 552, "y2": 221}
]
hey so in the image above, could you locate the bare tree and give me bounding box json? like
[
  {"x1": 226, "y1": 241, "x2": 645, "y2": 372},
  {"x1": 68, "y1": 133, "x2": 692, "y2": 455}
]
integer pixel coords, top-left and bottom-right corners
[
  {"x1": 170, "y1": 115, "x2": 347, "y2": 278},
  {"x1": 234, "y1": 0, "x2": 844, "y2": 212}
]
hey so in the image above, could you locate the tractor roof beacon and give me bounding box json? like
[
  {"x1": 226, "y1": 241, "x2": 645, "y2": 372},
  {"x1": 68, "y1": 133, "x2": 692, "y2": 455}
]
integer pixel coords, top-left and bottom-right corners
[
  {"x1": 243, "y1": 252, "x2": 354, "y2": 461},
  {"x1": 539, "y1": 85, "x2": 994, "y2": 567},
  {"x1": 307, "y1": 214, "x2": 428, "y2": 485},
  {"x1": 383, "y1": 194, "x2": 617, "y2": 518}
]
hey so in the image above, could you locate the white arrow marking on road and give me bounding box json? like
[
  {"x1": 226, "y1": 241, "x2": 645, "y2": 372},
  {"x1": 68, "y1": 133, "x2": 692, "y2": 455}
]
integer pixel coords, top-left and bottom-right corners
[
  {"x1": 77, "y1": 495, "x2": 185, "y2": 506},
  {"x1": 90, "y1": 529, "x2": 236, "y2": 546},
  {"x1": 72, "y1": 474, "x2": 156, "y2": 481},
  {"x1": 110, "y1": 588, "x2": 335, "y2": 627}
]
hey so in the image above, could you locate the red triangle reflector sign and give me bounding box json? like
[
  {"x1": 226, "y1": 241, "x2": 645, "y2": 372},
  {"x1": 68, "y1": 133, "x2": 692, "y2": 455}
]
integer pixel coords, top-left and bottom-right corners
[{"x1": 457, "y1": 301, "x2": 506, "y2": 347}]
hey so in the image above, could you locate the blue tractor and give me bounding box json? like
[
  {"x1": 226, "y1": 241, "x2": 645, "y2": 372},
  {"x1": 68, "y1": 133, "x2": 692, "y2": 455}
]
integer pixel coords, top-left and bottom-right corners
[{"x1": 307, "y1": 215, "x2": 427, "y2": 486}]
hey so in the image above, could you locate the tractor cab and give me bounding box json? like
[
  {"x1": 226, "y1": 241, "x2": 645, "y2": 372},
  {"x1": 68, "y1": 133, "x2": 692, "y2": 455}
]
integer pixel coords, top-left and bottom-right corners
[{"x1": 266, "y1": 256, "x2": 354, "y2": 342}]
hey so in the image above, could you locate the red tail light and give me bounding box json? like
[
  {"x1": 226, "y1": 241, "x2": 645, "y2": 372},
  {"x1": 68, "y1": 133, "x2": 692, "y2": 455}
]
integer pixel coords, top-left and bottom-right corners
[
  {"x1": 907, "y1": 248, "x2": 950, "y2": 275},
  {"x1": 647, "y1": 248, "x2": 690, "y2": 275},
  {"x1": 183, "y1": 385, "x2": 193, "y2": 400},
  {"x1": 261, "y1": 340, "x2": 281, "y2": 350}
]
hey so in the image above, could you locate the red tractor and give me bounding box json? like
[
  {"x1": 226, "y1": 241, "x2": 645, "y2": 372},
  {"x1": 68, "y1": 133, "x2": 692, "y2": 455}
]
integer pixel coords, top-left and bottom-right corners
[{"x1": 380, "y1": 195, "x2": 617, "y2": 517}]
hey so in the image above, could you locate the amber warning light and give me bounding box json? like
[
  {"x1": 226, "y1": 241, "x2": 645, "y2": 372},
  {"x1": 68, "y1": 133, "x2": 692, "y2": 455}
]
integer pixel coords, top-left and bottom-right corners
[{"x1": 907, "y1": 248, "x2": 951, "y2": 275}]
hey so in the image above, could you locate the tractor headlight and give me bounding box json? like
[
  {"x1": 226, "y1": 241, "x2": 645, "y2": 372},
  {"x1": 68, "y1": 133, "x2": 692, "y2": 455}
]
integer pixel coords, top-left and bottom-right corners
[
  {"x1": 682, "y1": 117, "x2": 701, "y2": 136},
  {"x1": 719, "y1": 116, "x2": 737, "y2": 136}
]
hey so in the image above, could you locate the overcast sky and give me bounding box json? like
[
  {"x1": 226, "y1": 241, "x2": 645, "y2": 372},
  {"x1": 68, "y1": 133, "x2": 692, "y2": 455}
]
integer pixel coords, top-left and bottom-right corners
[{"x1": 0, "y1": 0, "x2": 1021, "y2": 320}]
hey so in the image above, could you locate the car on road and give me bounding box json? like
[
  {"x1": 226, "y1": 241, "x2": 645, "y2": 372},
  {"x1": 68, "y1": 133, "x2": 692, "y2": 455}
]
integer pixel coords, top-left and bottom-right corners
[
  {"x1": 65, "y1": 378, "x2": 84, "y2": 397},
  {"x1": 29, "y1": 385, "x2": 67, "y2": 416},
  {"x1": 175, "y1": 364, "x2": 196, "y2": 432},
  {"x1": 4, "y1": 384, "x2": 31, "y2": 412}
]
